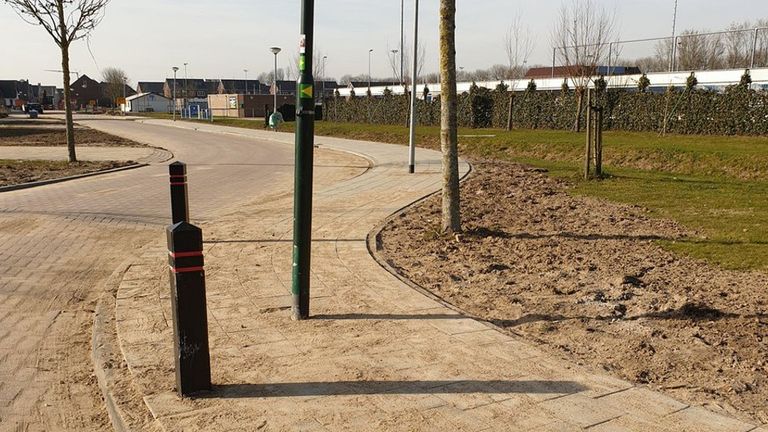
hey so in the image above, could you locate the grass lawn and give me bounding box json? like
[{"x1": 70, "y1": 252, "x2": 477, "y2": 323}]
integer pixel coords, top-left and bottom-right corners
[{"x1": 134, "y1": 114, "x2": 768, "y2": 270}]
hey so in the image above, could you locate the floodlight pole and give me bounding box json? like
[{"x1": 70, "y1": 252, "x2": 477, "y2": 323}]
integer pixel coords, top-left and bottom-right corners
[
  {"x1": 271, "y1": 47, "x2": 281, "y2": 116},
  {"x1": 291, "y1": 0, "x2": 316, "y2": 321},
  {"x1": 408, "y1": 0, "x2": 419, "y2": 174},
  {"x1": 172, "y1": 66, "x2": 179, "y2": 121}
]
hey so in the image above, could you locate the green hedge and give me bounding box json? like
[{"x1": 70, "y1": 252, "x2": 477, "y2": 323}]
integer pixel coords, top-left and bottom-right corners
[{"x1": 324, "y1": 85, "x2": 768, "y2": 135}]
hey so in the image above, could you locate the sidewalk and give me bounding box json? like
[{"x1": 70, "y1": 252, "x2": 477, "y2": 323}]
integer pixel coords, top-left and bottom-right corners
[
  {"x1": 0, "y1": 145, "x2": 170, "y2": 163},
  {"x1": 109, "y1": 121, "x2": 763, "y2": 431}
]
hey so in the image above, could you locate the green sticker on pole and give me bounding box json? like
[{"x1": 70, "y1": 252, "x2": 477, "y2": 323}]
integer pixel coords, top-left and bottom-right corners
[
  {"x1": 299, "y1": 55, "x2": 306, "y2": 72},
  {"x1": 300, "y1": 84, "x2": 313, "y2": 99}
]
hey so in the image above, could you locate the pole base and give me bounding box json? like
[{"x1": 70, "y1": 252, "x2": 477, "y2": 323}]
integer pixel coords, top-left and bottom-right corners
[
  {"x1": 408, "y1": 164, "x2": 415, "y2": 174},
  {"x1": 291, "y1": 306, "x2": 309, "y2": 321}
]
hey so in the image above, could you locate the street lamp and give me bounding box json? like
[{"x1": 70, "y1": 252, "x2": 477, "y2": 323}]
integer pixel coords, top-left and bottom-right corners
[
  {"x1": 244, "y1": 69, "x2": 248, "y2": 94},
  {"x1": 391, "y1": 49, "x2": 399, "y2": 84},
  {"x1": 122, "y1": 75, "x2": 127, "y2": 116},
  {"x1": 172, "y1": 66, "x2": 179, "y2": 121},
  {"x1": 183, "y1": 62, "x2": 188, "y2": 113},
  {"x1": 270, "y1": 46, "x2": 281, "y2": 119},
  {"x1": 322, "y1": 55, "x2": 327, "y2": 101},
  {"x1": 408, "y1": 0, "x2": 419, "y2": 174},
  {"x1": 368, "y1": 49, "x2": 374, "y2": 95}
]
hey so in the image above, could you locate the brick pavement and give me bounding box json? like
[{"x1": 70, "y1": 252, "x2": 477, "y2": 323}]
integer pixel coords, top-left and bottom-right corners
[
  {"x1": 112, "y1": 121, "x2": 764, "y2": 431},
  {"x1": 0, "y1": 119, "x2": 360, "y2": 431}
]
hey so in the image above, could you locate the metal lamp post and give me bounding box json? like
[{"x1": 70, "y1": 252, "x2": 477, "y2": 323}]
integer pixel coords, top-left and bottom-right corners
[
  {"x1": 400, "y1": 0, "x2": 405, "y2": 88},
  {"x1": 270, "y1": 47, "x2": 281, "y2": 117},
  {"x1": 183, "y1": 62, "x2": 188, "y2": 114},
  {"x1": 291, "y1": 0, "x2": 316, "y2": 320},
  {"x1": 408, "y1": 0, "x2": 419, "y2": 174},
  {"x1": 122, "y1": 76, "x2": 126, "y2": 116},
  {"x1": 172, "y1": 66, "x2": 179, "y2": 121},
  {"x1": 391, "y1": 49, "x2": 399, "y2": 82},
  {"x1": 322, "y1": 55, "x2": 327, "y2": 101},
  {"x1": 368, "y1": 49, "x2": 373, "y2": 95}
]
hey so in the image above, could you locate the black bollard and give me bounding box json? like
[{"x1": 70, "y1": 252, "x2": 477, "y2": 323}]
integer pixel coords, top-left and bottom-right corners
[
  {"x1": 169, "y1": 161, "x2": 189, "y2": 224},
  {"x1": 167, "y1": 221, "x2": 211, "y2": 396}
]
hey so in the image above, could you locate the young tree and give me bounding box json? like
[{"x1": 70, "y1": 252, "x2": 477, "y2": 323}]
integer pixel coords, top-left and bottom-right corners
[
  {"x1": 552, "y1": 0, "x2": 617, "y2": 132},
  {"x1": 504, "y1": 13, "x2": 534, "y2": 87},
  {"x1": 439, "y1": 0, "x2": 460, "y2": 233},
  {"x1": 5, "y1": 0, "x2": 111, "y2": 163},
  {"x1": 387, "y1": 40, "x2": 426, "y2": 86},
  {"x1": 102, "y1": 67, "x2": 128, "y2": 107}
]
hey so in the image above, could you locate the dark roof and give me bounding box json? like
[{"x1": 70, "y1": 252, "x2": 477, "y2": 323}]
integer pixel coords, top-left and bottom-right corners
[
  {"x1": 137, "y1": 82, "x2": 164, "y2": 94},
  {"x1": 165, "y1": 78, "x2": 205, "y2": 86},
  {"x1": 0, "y1": 80, "x2": 20, "y2": 99},
  {"x1": 316, "y1": 81, "x2": 339, "y2": 90},
  {"x1": 219, "y1": 79, "x2": 262, "y2": 93},
  {"x1": 71, "y1": 74, "x2": 100, "y2": 90},
  {"x1": 525, "y1": 65, "x2": 642, "y2": 79},
  {"x1": 349, "y1": 81, "x2": 400, "y2": 88}
]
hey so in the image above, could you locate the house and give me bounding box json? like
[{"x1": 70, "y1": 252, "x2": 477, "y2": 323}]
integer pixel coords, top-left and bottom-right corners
[
  {"x1": 270, "y1": 80, "x2": 298, "y2": 95},
  {"x1": 217, "y1": 79, "x2": 262, "y2": 95},
  {"x1": 163, "y1": 78, "x2": 210, "y2": 99},
  {"x1": 69, "y1": 74, "x2": 106, "y2": 107},
  {"x1": 137, "y1": 82, "x2": 165, "y2": 95},
  {"x1": 125, "y1": 92, "x2": 171, "y2": 113},
  {"x1": 0, "y1": 80, "x2": 26, "y2": 108}
]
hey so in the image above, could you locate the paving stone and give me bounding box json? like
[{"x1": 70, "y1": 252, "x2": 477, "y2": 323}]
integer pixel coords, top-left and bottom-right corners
[{"x1": 662, "y1": 406, "x2": 756, "y2": 432}]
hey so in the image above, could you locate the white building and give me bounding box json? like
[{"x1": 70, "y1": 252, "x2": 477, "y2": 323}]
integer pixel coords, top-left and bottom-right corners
[{"x1": 124, "y1": 92, "x2": 171, "y2": 113}]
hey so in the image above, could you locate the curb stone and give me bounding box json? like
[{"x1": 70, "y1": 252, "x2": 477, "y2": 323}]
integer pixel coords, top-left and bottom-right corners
[
  {"x1": 0, "y1": 163, "x2": 148, "y2": 193},
  {"x1": 92, "y1": 259, "x2": 163, "y2": 432}
]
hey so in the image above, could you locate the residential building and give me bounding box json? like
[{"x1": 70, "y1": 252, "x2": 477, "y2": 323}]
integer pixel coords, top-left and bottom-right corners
[
  {"x1": 137, "y1": 82, "x2": 165, "y2": 95},
  {"x1": 125, "y1": 92, "x2": 171, "y2": 113},
  {"x1": 217, "y1": 79, "x2": 262, "y2": 95}
]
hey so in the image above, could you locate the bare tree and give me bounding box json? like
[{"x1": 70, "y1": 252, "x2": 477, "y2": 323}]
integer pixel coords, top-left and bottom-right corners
[
  {"x1": 288, "y1": 48, "x2": 326, "y2": 81},
  {"x1": 440, "y1": 0, "x2": 460, "y2": 234},
  {"x1": 257, "y1": 68, "x2": 286, "y2": 84},
  {"x1": 102, "y1": 66, "x2": 128, "y2": 108},
  {"x1": 5, "y1": 0, "x2": 111, "y2": 162},
  {"x1": 552, "y1": 0, "x2": 617, "y2": 132},
  {"x1": 504, "y1": 14, "x2": 534, "y2": 87},
  {"x1": 676, "y1": 30, "x2": 726, "y2": 70},
  {"x1": 386, "y1": 40, "x2": 426, "y2": 85}
]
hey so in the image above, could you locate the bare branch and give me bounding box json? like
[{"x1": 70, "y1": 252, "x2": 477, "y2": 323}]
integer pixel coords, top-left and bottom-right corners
[{"x1": 504, "y1": 13, "x2": 534, "y2": 87}]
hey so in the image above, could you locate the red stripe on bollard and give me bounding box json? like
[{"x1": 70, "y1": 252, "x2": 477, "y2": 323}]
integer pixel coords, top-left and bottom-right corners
[
  {"x1": 170, "y1": 266, "x2": 205, "y2": 274},
  {"x1": 169, "y1": 251, "x2": 203, "y2": 258}
]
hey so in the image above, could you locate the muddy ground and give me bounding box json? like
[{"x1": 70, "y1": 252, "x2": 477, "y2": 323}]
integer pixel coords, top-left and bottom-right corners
[
  {"x1": 0, "y1": 124, "x2": 144, "y2": 147},
  {"x1": 377, "y1": 159, "x2": 768, "y2": 424},
  {"x1": 0, "y1": 123, "x2": 144, "y2": 187},
  {"x1": 0, "y1": 160, "x2": 135, "y2": 187}
]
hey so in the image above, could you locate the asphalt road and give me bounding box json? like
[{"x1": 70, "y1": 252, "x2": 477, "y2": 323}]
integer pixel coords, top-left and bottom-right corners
[{"x1": 0, "y1": 117, "x2": 325, "y2": 430}]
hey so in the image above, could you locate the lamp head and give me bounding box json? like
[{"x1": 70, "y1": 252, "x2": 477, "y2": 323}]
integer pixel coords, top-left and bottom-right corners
[
  {"x1": 270, "y1": 47, "x2": 282, "y2": 55},
  {"x1": 172, "y1": 67, "x2": 179, "y2": 72}
]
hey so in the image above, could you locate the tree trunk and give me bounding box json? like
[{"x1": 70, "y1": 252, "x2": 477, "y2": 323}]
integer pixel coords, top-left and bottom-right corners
[
  {"x1": 61, "y1": 45, "x2": 76, "y2": 163},
  {"x1": 56, "y1": 0, "x2": 76, "y2": 163},
  {"x1": 574, "y1": 87, "x2": 584, "y2": 132},
  {"x1": 439, "y1": 0, "x2": 460, "y2": 234},
  {"x1": 506, "y1": 93, "x2": 514, "y2": 131}
]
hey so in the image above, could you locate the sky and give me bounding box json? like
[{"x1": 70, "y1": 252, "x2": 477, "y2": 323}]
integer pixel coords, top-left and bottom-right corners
[{"x1": 1, "y1": 0, "x2": 766, "y2": 87}]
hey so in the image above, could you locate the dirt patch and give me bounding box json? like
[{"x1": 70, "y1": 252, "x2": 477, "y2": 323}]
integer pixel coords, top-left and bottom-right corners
[
  {"x1": 0, "y1": 125, "x2": 145, "y2": 147},
  {"x1": 0, "y1": 159, "x2": 135, "y2": 187},
  {"x1": 377, "y1": 159, "x2": 768, "y2": 424}
]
